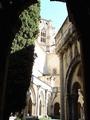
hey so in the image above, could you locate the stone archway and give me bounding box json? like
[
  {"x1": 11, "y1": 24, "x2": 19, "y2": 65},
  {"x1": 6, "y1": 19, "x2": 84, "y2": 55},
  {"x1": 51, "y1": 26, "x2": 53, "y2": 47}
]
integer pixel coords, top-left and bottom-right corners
[
  {"x1": 70, "y1": 82, "x2": 81, "y2": 120},
  {"x1": 26, "y1": 86, "x2": 36, "y2": 116},
  {"x1": 65, "y1": 55, "x2": 85, "y2": 120},
  {"x1": 39, "y1": 100, "x2": 42, "y2": 116},
  {"x1": 39, "y1": 91, "x2": 45, "y2": 116},
  {"x1": 28, "y1": 97, "x2": 32, "y2": 116},
  {"x1": 69, "y1": 82, "x2": 85, "y2": 120},
  {"x1": 54, "y1": 102, "x2": 60, "y2": 118}
]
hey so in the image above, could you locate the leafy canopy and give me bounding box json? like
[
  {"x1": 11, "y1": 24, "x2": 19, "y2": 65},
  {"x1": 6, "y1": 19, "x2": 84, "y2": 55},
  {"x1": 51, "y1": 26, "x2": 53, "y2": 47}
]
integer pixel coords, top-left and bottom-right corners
[{"x1": 11, "y1": 0, "x2": 40, "y2": 53}]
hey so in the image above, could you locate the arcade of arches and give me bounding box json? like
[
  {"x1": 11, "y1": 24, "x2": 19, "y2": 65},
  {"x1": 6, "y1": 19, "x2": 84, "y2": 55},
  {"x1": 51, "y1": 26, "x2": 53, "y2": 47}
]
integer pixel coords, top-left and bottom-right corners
[
  {"x1": 55, "y1": 17, "x2": 85, "y2": 120},
  {"x1": 24, "y1": 83, "x2": 60, "y2": 118}
]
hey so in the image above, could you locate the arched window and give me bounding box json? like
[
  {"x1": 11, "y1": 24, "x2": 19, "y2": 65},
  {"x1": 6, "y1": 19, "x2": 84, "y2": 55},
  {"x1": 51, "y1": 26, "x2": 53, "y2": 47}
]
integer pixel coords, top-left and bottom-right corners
[{"x1": 41, "y1": 28, "x2": 46, "y2": 43}]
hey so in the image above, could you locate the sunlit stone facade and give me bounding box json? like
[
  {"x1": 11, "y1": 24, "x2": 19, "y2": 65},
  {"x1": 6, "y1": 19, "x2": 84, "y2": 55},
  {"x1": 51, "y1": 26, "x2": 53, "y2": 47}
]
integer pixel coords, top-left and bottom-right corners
[
  {"x1": 24, "y1": 19, "x2": 60, "y2": 119},
  {"x1": 55, "y1": 17, "x2": 85, "y2": 120}
]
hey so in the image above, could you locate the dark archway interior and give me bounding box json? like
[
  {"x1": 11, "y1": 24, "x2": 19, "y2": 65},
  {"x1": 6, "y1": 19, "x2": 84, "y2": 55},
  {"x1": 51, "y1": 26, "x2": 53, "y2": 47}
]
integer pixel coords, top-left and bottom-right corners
[
  {"x1": 72, "y1": 82, "x2": 81, "y2": 93},
  {"x1": 66, "y1": 56, "x2": 84, "y2": 120},
  {"x1": 54, "y1": 102, "x2": 60, "y2": 118},
  {"x1": 68, "y1": 81, "x2": 81, "y2": 120},
  {"x1": 28, "y1": 97, "x2": 32, "y2": 116},
  {"x1": 71, "y1": 82, "x2": 81, "y2": 120}
]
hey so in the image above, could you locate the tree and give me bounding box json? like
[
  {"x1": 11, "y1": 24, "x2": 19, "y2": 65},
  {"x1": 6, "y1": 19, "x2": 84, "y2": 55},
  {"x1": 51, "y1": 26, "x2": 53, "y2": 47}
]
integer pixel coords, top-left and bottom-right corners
[
  {"x1": 6, "y1": 46, "x2": 34, "y2": 115},
  {"x1": 3, "y1": 1, "x2": 40, "y2": 119},
  {"x1": 11, "y1": 0, "x2": 40, "y2": 53}
]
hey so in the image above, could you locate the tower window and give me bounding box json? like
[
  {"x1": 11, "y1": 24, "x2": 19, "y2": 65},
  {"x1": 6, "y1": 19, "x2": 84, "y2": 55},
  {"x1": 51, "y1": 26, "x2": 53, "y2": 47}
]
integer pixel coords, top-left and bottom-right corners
[
  {"x1": 41, "y1": 37, "x2": 46, "y2": 43},
  {"x1": 41, "y1": 31, "x2": 46, "y2": 37},
  {"x1": 41, "y1": 28, "x2": 46, "y2": 43}
]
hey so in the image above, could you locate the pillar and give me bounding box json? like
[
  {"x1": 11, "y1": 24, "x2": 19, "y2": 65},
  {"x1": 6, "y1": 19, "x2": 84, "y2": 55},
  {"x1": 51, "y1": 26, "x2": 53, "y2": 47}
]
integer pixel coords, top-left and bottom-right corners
[
  {"x1": 32, "y1": 103, "x2": 36, "y2": 116},
  {"x1": 36, "y1": 85, "x2": 40, "y2": 116},
  {"x1": 45, "y1": 89, "x2": 48, "y2": 116},
  {"x1": 59, "y1": 53, "x2": 65, "y2": 120}
]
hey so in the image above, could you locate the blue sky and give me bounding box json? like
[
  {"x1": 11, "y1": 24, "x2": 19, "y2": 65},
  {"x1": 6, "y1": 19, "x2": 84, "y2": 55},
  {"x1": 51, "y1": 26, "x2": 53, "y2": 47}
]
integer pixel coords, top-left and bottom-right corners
[{"x1": 40, "y1": 0, "x2": 68, "y2": 32}]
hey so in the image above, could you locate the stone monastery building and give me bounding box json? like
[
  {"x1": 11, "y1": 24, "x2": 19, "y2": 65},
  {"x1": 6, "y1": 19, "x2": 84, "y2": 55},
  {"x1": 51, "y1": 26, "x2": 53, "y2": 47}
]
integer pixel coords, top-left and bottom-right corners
[
  {"x1": 25, "y1": 16, "x2": 85, "y2": 120},
  {"x1": 24, "y1": 19, "x2": 60, "y2": 119}
]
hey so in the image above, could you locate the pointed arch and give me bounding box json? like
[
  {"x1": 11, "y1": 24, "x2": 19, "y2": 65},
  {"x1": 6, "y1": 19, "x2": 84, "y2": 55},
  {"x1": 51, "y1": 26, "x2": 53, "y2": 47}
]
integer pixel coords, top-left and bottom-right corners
[
  {"x1": 65, "y1": 54, "x2": 81, "y2": 94},
  {"x1": 65, "y1": 54, "x2": 85, "y2": 119},
  {"x1": 27, "y1": 85, "x2": 36, "y2": 116},
  {"x1": 29, "y1": 86, "x2": 36, "y2": 105},
  {"x1": 54, "y1": 102, "x2": 60, "y2": 118},
  {"x1": 28, "y1": 97, "x2": 32, "y2": 115}
]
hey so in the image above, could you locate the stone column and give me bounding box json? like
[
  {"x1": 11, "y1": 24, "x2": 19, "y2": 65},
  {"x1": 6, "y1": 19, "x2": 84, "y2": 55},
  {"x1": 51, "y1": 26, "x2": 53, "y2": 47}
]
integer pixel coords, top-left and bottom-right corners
[
  {"x1": 32, "y1": 103, "x2": 36, "y2": 116},
  {"x1": 59, "y1": 53, "x2": 65, "y2": 120},
  {"x1": 36, "y1": 85, "x2": 40, "y2": 116},
  {"x1": 45, "y1": 89, "x2": 48, "y2": 116},
  {"x1": 65, "y1": 94, "x2": 70, "y2": 120},
  {"x1": 23, "y1": 90, "x2": 30, "y2": 117}
]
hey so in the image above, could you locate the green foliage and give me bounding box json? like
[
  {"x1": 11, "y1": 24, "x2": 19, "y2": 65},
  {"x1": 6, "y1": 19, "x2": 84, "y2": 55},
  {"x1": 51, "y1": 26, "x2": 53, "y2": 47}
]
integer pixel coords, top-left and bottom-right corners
[
  {"x1": 6, "y1": 0, "x2": 40, "y2": 114},
  {"x1": 39, "y1": 116, "x2": 51, "y2": 120},
  {"x1": 11, "y1": 0, "x2": 40, "y2": 53},
  {"x1": 6, "y1": 45, "x2": 34, "y2": 113}
]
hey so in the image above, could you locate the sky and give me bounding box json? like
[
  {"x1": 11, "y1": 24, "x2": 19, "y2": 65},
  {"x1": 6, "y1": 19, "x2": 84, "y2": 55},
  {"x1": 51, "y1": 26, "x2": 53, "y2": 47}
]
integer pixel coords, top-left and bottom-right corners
[{"x1": 40, "y1": 0, "x2": 68, "y2": 32}]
